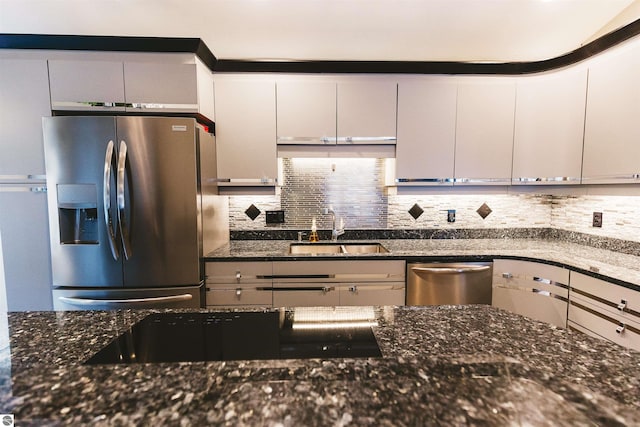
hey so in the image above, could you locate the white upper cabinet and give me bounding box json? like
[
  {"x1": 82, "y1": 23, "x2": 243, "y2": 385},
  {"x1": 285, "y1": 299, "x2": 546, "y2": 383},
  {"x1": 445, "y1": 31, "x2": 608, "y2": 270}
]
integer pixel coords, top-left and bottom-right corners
[
  {"x1": 455, "y1": 78, "x2": 515, "y2": 185},
  {"x1": 123, "y1": 62, "x2": 198, "y2": 112},
  {"x1": 395, "y1": 79, "x2": 457, "y2": 185},
  {"x1": 0, "y1": 58, "x2": 52, "y2": 175},
  {"x1": 214, "y1": 77, "x2": 277, "y2": 186},
  {"x1": 48, "y1": 56, "x2": 214, "y2": 119},
  {"x1": 582, "y1": 40, "x2": 640, "y2": 184},
  {"x1": 276, "y1": 79, "x2": 337, "y2": 145},
  {"x1": 512, "y1": 68, "x2": 588, "y2": 185},
  {"x1": 48, "y1": 59, "x2": 126, "y2": 111},
  {"x1": 337, "y1": 81, "x2": 397, "y2": 144}
]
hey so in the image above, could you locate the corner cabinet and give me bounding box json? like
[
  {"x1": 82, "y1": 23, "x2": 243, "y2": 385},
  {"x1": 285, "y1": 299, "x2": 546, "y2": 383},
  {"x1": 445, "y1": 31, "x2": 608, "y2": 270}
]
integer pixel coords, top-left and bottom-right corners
[
  {"x1": 48, "y1": 57, "x2": 214, "y2": 119},
  {"x1": 454, "y1": 78, "x2": 515, "y2": 185},
  {"x1": 492, "y1": 259, "x2": 569, "y2": 328},
  {"x1": 582, "y1": 41, "x2": 640, "y2": 184},
  {"x1": 395, "y1": 79, "x2": 457, "y2": 185},
  {"x1": 512, "y1": 68, "x2": 587, "y2": 185},
  {"x1": 213, "y1": 77, "x2": 278, "y2": 188},
  {"x1": 568, "y1": 272, "x2": 640, "y2": 351}
]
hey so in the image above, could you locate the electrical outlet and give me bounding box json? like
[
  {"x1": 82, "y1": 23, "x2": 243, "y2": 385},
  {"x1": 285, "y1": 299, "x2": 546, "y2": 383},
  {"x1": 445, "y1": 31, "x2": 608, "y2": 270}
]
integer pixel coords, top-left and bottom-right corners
[
  {"x1": 266, "y1": 210, "x2": 285, "y2": 224},
  {"x1": 592, "y1": 212, "x2": 603, "y2": 228}
]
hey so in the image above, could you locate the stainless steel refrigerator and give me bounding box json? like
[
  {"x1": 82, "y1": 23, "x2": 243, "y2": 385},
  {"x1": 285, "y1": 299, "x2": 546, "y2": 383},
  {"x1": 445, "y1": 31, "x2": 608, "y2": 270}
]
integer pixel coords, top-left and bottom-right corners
[{"x1": 43, "y1": 116, "x2": 228, "y2": 310}]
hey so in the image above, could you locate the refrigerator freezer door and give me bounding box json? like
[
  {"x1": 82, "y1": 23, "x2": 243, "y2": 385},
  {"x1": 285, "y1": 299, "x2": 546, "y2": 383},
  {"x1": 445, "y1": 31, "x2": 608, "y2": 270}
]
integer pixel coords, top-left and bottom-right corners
[
  {"x1": 52, "y1": 285, "x2": 203, "y2": 310},
  {"x1": 116, "y1": 117, "x2": 200, "y2": 287},
  {"x1": 43, "y1": 116, "x2": 124, "y2": 287}
]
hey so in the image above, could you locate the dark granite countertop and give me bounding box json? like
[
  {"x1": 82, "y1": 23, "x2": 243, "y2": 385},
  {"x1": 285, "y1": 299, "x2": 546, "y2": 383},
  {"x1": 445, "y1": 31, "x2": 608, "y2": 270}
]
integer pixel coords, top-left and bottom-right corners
[
  {"x1": 1, "y1": 305, "x2": 639, "y2": 425},
  {"x1": 205, "y1": 239, "x2": 640, "y2": 290}
]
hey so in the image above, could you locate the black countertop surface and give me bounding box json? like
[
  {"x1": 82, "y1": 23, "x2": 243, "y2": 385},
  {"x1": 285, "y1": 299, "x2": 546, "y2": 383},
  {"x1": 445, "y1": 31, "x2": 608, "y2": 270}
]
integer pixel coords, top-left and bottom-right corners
[
  {"x1": 1, "y1": 305, "x2": 639, "y2": 426},
  {"x1": 205, "y1": 238, "x2": 640, "y2": 290}
]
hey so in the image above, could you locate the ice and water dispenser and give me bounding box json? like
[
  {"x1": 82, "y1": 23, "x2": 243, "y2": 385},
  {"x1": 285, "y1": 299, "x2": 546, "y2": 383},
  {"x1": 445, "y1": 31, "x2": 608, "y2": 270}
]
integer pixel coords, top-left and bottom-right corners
[{"x1": 56, "y1": 184, "x2": 99, "y2": 244}]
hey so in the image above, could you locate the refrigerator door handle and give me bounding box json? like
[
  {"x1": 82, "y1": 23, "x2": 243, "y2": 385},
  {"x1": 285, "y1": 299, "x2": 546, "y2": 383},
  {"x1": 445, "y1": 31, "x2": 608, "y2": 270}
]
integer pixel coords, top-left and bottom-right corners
[
  {"x1": 58, "y1": 294, "x2": 193, "y2": 308},
  {"x1": 103, "y1": 140, "x2": 119, "y2": 260},
  {"x1": 117, "y1": 140, "x2": 133, "y2": 260}
]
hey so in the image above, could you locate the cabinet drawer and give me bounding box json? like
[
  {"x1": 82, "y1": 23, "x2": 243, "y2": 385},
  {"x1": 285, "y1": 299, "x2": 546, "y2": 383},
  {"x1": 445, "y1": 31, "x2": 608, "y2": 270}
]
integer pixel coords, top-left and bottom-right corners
[
  {"x1": 206, "y1": 262, "x2": 273, "y2": 284},
  {"x1": 493, "y1": 259, "x2": 569, "y2": 298},
  {"x1": 492, "y1": 287, "x2": 567, "y2": 328},
  {"x1": 569, "y1": 272, "x2": 640, "y2": 324},
  {"x1": 272, "y1": 285, "x2": 340, "y2": 308},
  {"x1": 206, "y1": 288, "x2": 272, "y2": 307},
  {"x1": 568, "y1": 301, "x2": 640, "y2": 352},
  {"x1": 339, "y1": 283, "x2": 405, "y2": 306},
  {"x1": 272, "y1": 260, "x2": 405, "y2": 281}
]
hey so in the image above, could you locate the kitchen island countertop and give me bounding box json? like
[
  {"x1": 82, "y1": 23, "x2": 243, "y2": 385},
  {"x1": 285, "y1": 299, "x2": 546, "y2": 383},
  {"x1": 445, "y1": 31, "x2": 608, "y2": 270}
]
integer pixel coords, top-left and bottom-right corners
[{"x1": 1, "y1": 305, "x2": 639, "y2": 425}]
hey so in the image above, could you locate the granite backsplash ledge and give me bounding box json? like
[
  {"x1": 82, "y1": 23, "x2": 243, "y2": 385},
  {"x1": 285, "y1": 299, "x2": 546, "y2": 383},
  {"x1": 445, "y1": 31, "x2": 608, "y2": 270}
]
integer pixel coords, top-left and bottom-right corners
[{"x1": 229, "y1": 227, "x2": 640, "y2": 257}]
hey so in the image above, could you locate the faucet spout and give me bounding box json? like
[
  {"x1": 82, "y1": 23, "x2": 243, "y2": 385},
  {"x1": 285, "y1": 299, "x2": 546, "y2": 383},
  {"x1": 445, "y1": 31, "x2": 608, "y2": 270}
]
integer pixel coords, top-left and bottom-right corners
[{"x1": 323, "y1": 207, "x2": 345, "y2": 241}]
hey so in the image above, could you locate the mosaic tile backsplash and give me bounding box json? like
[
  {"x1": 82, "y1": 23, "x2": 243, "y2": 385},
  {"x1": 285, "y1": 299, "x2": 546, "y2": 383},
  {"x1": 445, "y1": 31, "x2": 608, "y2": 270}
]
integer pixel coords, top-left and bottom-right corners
[{"x1": 228, "y1": 158, "x2": 640, "y2": 243}]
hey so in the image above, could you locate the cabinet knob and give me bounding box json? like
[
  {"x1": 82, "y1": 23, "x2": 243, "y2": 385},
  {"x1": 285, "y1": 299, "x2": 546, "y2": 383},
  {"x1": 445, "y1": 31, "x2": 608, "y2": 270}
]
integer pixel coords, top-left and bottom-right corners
[
  {"x1": 349, "y1": 286, "x2": 358, "y2": 293},
  {"x1": 236, "y1": 271, "x2": 242, "y2": 283},
  {"x1": 616, "y1": 323, "x2": 626, "y2": 335},
  {"x1": 502, "y1": 273, "x2": 513, "y2": 279},
  {"x1": 235, "y1": 288, "x2": 242, "y2": 298},
  {"x1": 618, "y1": 299, "x2": 627, "y2": 311}
]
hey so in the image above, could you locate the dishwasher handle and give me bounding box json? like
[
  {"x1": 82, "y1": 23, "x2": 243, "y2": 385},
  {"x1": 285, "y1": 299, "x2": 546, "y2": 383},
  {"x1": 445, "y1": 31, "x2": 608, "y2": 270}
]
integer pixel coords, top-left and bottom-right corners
[{"x1": 411, "y1": 265, "x2": 490, "y2": 278}]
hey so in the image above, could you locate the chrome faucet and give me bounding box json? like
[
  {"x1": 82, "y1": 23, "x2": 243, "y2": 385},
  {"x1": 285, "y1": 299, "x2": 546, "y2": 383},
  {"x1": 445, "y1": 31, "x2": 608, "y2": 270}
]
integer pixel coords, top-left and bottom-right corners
[{"x1": 323, "y1": 207, "x2": 345, "y2": 241}]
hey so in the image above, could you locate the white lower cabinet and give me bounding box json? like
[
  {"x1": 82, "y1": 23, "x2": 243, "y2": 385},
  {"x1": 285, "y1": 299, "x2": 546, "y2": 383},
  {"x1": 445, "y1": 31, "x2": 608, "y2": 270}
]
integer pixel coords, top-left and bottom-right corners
[
  {"x1": 205, "y1": 261, "x2": 273, "y2": 308},
  {"x1": 568, "y1": 272, "x2": 640, "y2": 351},
  {"x1": 272, "y1": 260, "x2": 405, "y2": 308},
  {"x1": 492, "y1": 259, "x2": 569, "y2": 328}
]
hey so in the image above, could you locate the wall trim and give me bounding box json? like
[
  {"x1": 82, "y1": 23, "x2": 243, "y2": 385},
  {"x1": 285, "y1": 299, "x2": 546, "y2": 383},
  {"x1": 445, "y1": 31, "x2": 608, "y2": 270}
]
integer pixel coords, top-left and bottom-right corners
[{"x1": 1, "y1": 18, "x2": 638, "y2": 75}]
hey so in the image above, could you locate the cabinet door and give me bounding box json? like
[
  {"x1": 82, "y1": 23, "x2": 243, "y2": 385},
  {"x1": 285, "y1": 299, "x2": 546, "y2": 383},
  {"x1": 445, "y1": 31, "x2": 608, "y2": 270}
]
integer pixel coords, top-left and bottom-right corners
[
  {"x1": 0, "y1": 58, "x2": 51, "y2": 175},
  {"x1": 276, "y1": 80, "x2": 337, "y2": 144},
  {"x1": 395, "y1": 80, "x2": 456, "y2": 185},
  {"x1": 582, "y1": 41, "x2": 640, "y2": 184},
  {"x1": 455, "y1": 79, "x2": 515, "y2": 185},
  {"x1": 0, "y1": 191, "x2": 53, "y2": 311},
  {"x1": 124, "y1": 62, "x2": 198, "y2": 113},
  {"x1": 337, "y1": 81, "x2": 397, "y2": 144},
  {"x1": 48, "y1": 60, "x2": 126, "y2": 111},
  {"x1": 512, "y1": 68, "x2": 587, "y2": 185},
  {"x1": 214, "y1": 78, "x2": 277, "y2": 185}
]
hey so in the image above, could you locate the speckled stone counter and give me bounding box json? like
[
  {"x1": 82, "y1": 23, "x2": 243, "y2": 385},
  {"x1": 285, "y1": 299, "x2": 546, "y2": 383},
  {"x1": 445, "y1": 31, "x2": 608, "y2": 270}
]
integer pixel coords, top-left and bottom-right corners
[
  {"x1": 206, "y1": 239, "x2": 640, "y2": 289},
  {"x1": 1, "y1": 306, "x2": 639, "y2": 425}
]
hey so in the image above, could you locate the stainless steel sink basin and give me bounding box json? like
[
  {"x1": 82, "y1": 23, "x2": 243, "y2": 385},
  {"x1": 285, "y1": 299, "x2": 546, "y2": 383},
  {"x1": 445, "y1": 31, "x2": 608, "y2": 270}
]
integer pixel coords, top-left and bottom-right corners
[
  {"x1": 288, "y1": 244, "x2": 344, "y2": 255},
  {"x1": 342, "y1": 243, "x2": 389, "y2": 254},
  {"x1": 288, "y1": 242, "x2": 389, "y2": 255}
]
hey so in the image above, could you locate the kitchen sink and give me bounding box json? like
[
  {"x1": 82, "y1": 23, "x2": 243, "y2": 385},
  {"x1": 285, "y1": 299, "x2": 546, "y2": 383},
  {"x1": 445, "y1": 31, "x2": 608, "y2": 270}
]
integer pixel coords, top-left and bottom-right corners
[{"x1": 288, "y1": 242, "x2": 389, "y2": 255}]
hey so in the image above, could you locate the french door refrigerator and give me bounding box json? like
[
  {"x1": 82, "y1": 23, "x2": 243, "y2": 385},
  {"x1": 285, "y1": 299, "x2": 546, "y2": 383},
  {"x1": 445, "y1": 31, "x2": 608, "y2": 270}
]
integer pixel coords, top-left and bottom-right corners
[{"x1": 43, "y1": 116, "x2": 224, "y2": 310}]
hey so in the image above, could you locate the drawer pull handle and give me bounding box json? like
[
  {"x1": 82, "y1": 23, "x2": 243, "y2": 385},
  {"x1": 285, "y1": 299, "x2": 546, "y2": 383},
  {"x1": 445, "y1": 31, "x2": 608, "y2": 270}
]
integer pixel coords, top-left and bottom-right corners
[
  {"x1": 502, "y1": 273, "x2": 513, "y2": 279},
  {"x1": 618, "y1": 299, "x2": 627, "y2": 311},
  {"x1": 235, "y1": 288, "x2": 242, "y2": 298},
  {"x1": 236, "y1": 271, "x2": 242, "y2": 283},
  {"x1": 349, "y1": 286, "x2": 358, "y2": 293},
  {"x1": 616, "y1": 323, "x2": 626, "y2": 335}
]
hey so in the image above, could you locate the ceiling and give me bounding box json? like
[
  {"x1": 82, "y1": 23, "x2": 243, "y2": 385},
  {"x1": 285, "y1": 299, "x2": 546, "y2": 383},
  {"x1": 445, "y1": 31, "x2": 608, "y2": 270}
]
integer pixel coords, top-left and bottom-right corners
[{"x1": 1, "y1": 0, "x2": 639, "y2": 62}]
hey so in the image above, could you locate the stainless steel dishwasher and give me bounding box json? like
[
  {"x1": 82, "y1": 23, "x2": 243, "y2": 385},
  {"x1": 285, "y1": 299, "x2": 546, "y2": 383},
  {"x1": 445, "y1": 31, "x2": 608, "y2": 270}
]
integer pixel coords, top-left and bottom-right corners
[{"x1": 406, "y1": 262, "x2": 493, "y2": 305}]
